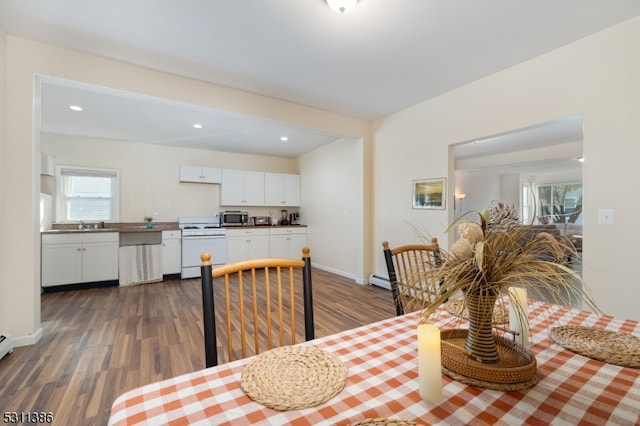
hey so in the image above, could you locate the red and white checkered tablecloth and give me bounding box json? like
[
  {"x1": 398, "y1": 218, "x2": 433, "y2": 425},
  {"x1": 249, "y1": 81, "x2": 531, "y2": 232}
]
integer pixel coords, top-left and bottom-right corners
[{"x1": 108, "y1": 301, "x2": 640, "y2": 425}]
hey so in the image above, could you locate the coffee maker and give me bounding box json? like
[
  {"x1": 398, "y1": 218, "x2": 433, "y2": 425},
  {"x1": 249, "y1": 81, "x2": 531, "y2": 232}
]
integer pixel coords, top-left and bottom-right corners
[
  {"x1": 289, "y1": 211, "x2": 300, "y2": 225},
  {"x1": 279, "y1": 209, "x2": 289, "y2": 226}
]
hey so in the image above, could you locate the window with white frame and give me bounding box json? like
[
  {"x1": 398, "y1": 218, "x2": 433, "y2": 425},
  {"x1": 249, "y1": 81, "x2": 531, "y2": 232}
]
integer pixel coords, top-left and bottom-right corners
[
  {"x1": 533, "y1": 182, "x2": 582, "y2": 225},
  {"x1": 57, "y1": 166, "x2": 119, "y2": 222}
]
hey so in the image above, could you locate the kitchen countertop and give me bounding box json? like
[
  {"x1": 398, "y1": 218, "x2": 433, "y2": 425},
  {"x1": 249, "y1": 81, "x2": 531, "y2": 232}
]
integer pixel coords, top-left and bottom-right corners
[
  {"x1": 42, "y1": 223, "x2": 307, "y2": 234},
  {"x1": 42, "y1": 222, "x2": 180, "y2": 234}
]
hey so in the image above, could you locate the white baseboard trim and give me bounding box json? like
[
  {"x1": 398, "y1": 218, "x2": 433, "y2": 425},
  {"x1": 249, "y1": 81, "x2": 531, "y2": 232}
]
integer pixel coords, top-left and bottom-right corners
[
  {"x1": 13, "y1": 327, "x2": 43, "y2": 347},
  {"x1": 312, "y1": 263, "x2": 368, "y2": 284}
]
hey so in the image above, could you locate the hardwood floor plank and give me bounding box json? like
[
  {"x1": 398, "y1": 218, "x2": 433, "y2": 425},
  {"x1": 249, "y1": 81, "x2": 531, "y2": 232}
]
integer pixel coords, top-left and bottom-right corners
[{"x1": 0, "y1": 268, "x2": 395, "y2": 425}]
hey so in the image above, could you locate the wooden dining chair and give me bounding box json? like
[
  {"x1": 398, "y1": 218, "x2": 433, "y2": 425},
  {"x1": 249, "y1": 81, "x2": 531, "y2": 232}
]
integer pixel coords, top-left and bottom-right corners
[
  {"x1": 382, "y1": 239, "x2": 442, "y2": 316},
  {"x1": 200, "y1": 247, "x2": 314, "y2": 367}
]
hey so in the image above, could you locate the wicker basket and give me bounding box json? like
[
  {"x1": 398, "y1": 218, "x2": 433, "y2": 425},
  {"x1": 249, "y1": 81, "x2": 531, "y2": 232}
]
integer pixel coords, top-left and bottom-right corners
[{"x1": 441, "y1": 329, "x2": 538, "y2": 390}]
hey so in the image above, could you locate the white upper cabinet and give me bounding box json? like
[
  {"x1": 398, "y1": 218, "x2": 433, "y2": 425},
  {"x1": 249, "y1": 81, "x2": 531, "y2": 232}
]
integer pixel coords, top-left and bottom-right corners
[
  {"x1": 179, "y1": 165, "x2": 222, "y2": 184},
  {"x1": 264, "y1": 172, "x2": 301, "y2": 206},
  {"x1": 221, "y1": 169, "x2": 265, "y2": 206}
]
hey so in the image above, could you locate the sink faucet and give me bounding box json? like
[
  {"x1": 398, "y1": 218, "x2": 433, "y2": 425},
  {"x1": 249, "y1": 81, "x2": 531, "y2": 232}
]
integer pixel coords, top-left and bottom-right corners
[{"x1": 79, "y1": 220, "x2": 86, "y2": 229}]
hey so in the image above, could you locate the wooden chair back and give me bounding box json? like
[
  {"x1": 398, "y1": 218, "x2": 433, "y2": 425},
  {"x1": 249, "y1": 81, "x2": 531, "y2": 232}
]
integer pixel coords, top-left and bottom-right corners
[
  {"x1": 382, "y1": 239, "x2": 442, "y2": 316},
  {"x1": 200, "y1": 248, "x2": 314, "y2": 367}
]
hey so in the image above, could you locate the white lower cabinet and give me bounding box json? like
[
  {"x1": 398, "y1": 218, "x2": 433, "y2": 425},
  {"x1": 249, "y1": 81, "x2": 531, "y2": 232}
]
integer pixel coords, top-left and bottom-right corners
[
  {"x1": 41, "y1": 232, "x2": 119, "y2": 287},
  {"x1": 226, "y1": 228, "x2": 270, "y2": 263},
  {"x1": 162, "y1": 230, "x2": 182, "y2": 275},
  {"x1": 269, "y1": 227, "x2": 307, "y2": 259}
]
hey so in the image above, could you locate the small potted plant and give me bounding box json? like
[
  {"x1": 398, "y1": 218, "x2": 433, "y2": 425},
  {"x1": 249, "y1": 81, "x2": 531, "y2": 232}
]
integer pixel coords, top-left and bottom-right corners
[{"x1": 144, "y1": 216, "x2": 153, "y2": 229}]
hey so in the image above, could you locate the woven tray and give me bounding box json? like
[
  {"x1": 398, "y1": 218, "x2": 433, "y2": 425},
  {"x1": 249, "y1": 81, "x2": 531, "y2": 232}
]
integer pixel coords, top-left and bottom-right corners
[
  {"x1": 445, "y1": 299, "x2": 509, "y2": 325},
  {"x1": 241, "y1": 345, "x2": 348, "y2": 411},
  {"x1": 349, "y1": 419, "x2": 422, "y2": 426},
  {"x1": 550, "y1": 326, "x2": 640, "y2": 369},
  {"x1": 441, "y1": 329, "x2": 538, "y2": 391}
]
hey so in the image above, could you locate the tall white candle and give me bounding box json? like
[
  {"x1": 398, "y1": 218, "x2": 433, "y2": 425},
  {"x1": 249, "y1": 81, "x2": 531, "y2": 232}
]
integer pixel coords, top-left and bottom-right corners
[
  {"x1": 417, "y1": 323, "x2": 443, "y2": 404},
  {"x1": 509, "y1": 287, "x2": 529, "y2": 346}
]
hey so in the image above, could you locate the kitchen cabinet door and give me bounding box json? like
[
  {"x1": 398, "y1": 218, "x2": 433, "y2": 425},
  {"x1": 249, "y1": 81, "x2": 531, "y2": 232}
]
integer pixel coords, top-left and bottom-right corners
[
  {"x1": 42, "y1": 232, "x2": 119, "y2": 287},
  {"x1": 288, "y1": 233, "x2": 307, "y2": 259},
  {"x1": 221, "y1": 169, "x2": 265, "y2": 206},
  {"x1": 247, "y1": 235, "x2": 270, "y2": 259},
  {"x1": 180, "y1": 166, "x2": 222, "y2": 183},
  {"x1": 82, "y1": 241, "x2": 119, "y2": 282},
  {"x1": 268, "y1": 234, "x2": 290, "y2": 259},
  {"x1": 41, "y1": 243, "x2": 82, "y2": 286},
  {"x1": 162, "y1": 230, "x2": 182, "y2": 275},
  {"x1": 226, "y1": 228, "x2": 270, "y2": 263},
  {"x1": 269, "y1": 227, "x2": 307, "y2": 258},
  {"x1": 264, "y1": 173, "x2": 300, "y2": 206}
]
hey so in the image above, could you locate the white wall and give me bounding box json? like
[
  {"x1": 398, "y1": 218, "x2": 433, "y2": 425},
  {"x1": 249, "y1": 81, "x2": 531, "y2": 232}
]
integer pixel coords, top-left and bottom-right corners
[
  {"x1": 0, "y1": 35, "x2": 370, "y2": 343},
  {"x1": 372, "y1": 16, "x2": 640, "y2": 320},
  {"x1": 0, "y1": 30, "x2": 7, "y2": 334},
  {"x1": 499, "y1": 175, "x2": 520, "y2": 206},
  {"x1": 43, "y1": 134, "x2": 299, "y2": 221},
  {"x1": 454, "y1": 171, "x2": 501, "y2": 216},
  {"x1": 299, "y1": 138, "x2": 364, "y2": 281}
]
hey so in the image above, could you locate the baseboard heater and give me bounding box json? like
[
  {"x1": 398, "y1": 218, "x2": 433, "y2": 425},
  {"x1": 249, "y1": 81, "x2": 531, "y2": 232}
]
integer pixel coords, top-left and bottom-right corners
[
  {"x1": 0, "y1": 333, "x2": 14, "y2": 361},
  {"x1": 369, "y1": 274, "x2": 391, "y2": 290}
]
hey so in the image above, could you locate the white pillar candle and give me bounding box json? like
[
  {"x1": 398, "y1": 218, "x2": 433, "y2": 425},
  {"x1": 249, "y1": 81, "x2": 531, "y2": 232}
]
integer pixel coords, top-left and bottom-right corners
[
  {"x1": 417, "y1": 323, "x2": 443, "y2": 404},
  {"x1": 509, "y1": 287, "x2": 529, "y2": 346}
]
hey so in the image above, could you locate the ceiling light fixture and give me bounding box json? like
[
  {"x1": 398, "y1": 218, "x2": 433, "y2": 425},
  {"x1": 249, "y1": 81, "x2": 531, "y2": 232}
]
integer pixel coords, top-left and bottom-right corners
[
  {"x1": 577, "y1": 155, "x2": 584, "y2": 163},
  {"x1": 325, "y1": 0, "x2": 359, "y2": 14},
  {"x1": 69, "y1": 105, "x2": 83, "y2": 111},
  {"x1": 193, "y1": 123, "x2": 203, "y2": 129},
  {"x1": 280, "y1": 136, "x2": 289, "y2": 141}
]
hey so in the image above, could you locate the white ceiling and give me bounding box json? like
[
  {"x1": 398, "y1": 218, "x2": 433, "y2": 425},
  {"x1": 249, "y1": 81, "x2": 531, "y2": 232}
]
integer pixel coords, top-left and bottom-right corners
[
  {"x1": 38, "y1": 77, "x2": 343, "y2": 157},
  {"x1": 1, "y1": 0, "x2": 639, "y2": 159},
  {"x1": 454, "y1": 115, "x2": 584, "y2": 175}
]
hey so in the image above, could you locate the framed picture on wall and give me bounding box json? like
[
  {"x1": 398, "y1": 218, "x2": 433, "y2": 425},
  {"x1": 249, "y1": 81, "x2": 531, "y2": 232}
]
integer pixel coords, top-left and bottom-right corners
[{"x1": 412, "y1": 178, "x2": 446, "y2": 209}]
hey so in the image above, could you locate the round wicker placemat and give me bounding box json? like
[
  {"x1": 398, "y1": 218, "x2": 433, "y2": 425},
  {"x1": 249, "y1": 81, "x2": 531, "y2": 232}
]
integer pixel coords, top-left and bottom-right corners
[
  {"x1": 445, "y1": 299, "x2": 509, "y2": 325},
  {"x1": 349, "y1": 419, "x2": 423, "y2": 426},
  {"x1": 441, "y1": 329, "x2": 538, "y2": 391},
  {"x1": 550, "y1": 326, "x2": 640, "y2": 369},
  {"x1": 241, "y1": 345, "x2": 348, "y2": 411}
]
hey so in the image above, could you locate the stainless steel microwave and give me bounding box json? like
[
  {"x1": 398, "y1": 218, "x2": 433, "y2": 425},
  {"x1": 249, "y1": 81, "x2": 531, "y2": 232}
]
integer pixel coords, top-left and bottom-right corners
[{"x1": 219, "y1": 211, "x2": 249, "y2": 226}]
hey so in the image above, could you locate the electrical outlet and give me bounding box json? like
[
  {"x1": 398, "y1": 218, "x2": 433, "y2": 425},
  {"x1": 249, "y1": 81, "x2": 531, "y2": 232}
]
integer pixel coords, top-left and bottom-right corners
[{"x1": 153, "y1": 212, "x2": 159, "y2": 220}]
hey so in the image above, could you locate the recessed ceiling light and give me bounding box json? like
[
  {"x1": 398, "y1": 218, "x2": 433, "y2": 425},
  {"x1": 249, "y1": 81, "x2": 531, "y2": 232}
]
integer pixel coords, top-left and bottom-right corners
[
  {"x1": 280, "y1": 136, "x2": 289, "y2": 141},
  {"x1": 69, "y1": 105, "x2": 83, "y2": 111},
  {"x1": 193, "y1": 123, "x2": 203, "y2": 129}
]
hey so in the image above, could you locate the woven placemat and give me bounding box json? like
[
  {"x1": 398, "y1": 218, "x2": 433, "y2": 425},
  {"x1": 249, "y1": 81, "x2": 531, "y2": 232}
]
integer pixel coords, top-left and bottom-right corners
[
  {"x1": 349, "y1": 419, "x2": 423, "y2": 426},
  {"x1": 241, "y1": 345, "x2": 348, "y2": 411},
  {"x1": 445, "y1": 299, "x2": 509, "y2": 325},
  {"x1": 550, "y1": 326, "x2": 640, "y2": 369}
]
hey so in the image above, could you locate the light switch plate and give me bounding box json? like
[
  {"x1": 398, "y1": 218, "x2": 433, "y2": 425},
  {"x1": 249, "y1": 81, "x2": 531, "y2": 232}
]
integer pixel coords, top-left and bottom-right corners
[{"x1": 598, "y1": 208, "x2": 614, "y2": 225}]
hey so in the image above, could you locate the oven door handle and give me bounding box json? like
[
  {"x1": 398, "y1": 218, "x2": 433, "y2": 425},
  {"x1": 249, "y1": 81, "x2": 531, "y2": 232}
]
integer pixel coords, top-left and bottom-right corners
[{"x1": 182, "y1": 235, "x2": 226, "y2": 239}]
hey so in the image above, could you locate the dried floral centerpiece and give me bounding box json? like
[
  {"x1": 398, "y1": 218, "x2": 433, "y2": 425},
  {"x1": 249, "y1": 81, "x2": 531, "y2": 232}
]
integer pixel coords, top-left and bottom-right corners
[{"x1": 419, "y1": 202, "x2": 597, "y2": 389}]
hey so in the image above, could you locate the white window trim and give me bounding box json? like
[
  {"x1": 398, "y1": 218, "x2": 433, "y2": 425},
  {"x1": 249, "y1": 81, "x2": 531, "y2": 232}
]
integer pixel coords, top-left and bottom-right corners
[{"x1": 55, "y1": 165, "x2": 120, "y2": 223}]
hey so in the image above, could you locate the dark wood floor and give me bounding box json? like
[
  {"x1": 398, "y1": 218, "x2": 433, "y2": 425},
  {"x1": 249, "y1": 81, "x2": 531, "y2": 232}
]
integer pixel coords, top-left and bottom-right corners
[{"x1": 0, "y1": 269, "x2": 395, "y2": 425}]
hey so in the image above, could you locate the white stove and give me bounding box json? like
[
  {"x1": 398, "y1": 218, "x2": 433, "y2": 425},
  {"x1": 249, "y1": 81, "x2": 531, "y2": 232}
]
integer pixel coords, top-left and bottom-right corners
[
  {"x1": 179, "y1": 217, "x2": 225, "y2": 237},
  {"x1": 178, "y1": 217, "x2": 227, "y2": 278}
]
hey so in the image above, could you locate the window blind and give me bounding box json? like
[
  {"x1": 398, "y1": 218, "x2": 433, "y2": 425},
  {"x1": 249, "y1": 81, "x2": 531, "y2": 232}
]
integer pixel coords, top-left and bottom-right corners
[{"x1": 59, "y1": 167, "x2": 119, "y2": 221}]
